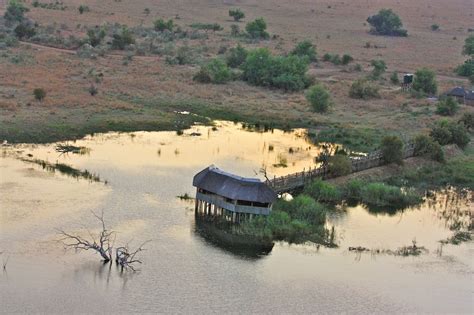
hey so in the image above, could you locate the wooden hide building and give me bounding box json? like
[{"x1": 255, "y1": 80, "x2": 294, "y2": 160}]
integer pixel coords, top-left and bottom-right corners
[{"x1": 193, "y1": 165, "x2": 277, "y2": 223}]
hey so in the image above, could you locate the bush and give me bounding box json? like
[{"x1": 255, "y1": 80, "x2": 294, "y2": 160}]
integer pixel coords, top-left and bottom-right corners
[
  {"x1": 4, "y1": 0, "x2": 29, "y2": 24},
  {"x1": 328, "y1": 154, "x2": 352, "y2": 177},
  {"x1": 241, "y1": 48, "x2": 310, "y2": 91},
  {"x1": 291, "y1": 40, "x2": 317, "y2": 62},
  {"x1": 86, "y1": 27, "x2": 106, "y2": 47},
  {"x1": 343, "y1": 179, "x2": 364, "y2": 200},
  {"x1": 304, "y1": 179, "x2": 341, "y2": 203},
  {"x1": 370, "y1": 59, "x2": 386, "y2": 79},
  {"x1": 193, "y1": 58, "x2": 231, "y2": 84},
  {"x1": 349, "y1": 79, "x2": 380, "y2": 99},
  {"x1": 463, "y1": 34, "x2": 474, "y2": 56},
  {"x1": 412, "y1": 67, "x2": 437, "y2": 95},
  {"x1": 360, "y1": 183, "x2": 421, "y2": 207},
  {"x1": 78, "y1": 5, "x2": 89, "y2": 14},
  {"x1": 33, "y1": 88, "x2": 46, "y2": 101},
  {"x1": 413, "y1": 134, "x2": 445, "y2": 162},
  {"x1": 306, "y1": 84, "x2": 331, "y2": 113},
  {"x1": 436, "y1": 97, "x2": 459, "y2": 116},
  {"x1": 14, "y1": 22, "x2": 36, "y2": 39},
  {"x1": 459, "y1": 112, "x2": 474, "y2": 130},
  {"x1": 245, "y1": 18, "x2": 269, "y2": 39},
  {"x1": 341, "y1": 54, "x2": 353, "y2": 65},
  {"x1": 190, "y1": 23, "x2": 222, "y2": 32},
  {"x1": 381, "y1": 135, "x2": 404, "y2": 165},
  {"x1": 323, "y1": 53, "x2": 331, "y2": 62},
  {"x1": 455, "y1": 59, "x2": 473, "y2": 77},
  {"x1": 367, "y1": 9, "x2": 408, "y2": 36},
  {"x1": 390, "y1": 71, "x2": 399, "y2": 84},
  {"x1": 431, "y1": 24, "x2": 440, "y2": 31},
  {"x1": 229, "y1": 8, "x2": 245, "y2": 22},
  {"x1": 154, "y1": 19, "x2": 174, "y2": 32},
  {"x1": 225, "y1": 44, "x2": 247, "y2": 68},
  {"x1": 111, "y1": 26, "x2": 135, "y2": 50},
  {"x1": 430, "y1": 120, "x2": 470, "y2": 148},
  {"x1": 230, "y1": 24, "x2": 240, "y2": 36}
]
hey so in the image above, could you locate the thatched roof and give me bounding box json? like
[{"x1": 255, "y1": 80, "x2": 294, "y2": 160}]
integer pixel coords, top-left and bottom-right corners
[
  {"x1": 193, "y1": 165, "x2": 277, "y2": 203},
  {"x1": 465, "y1": 91, "x2": 474, "y2": 100},
  {"x1": 447, "y1": 87, "x2": 466, "y2": 97}
]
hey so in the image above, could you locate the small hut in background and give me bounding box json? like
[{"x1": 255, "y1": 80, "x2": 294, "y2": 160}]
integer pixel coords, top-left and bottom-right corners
[
  {"x1": 465, "y1": 90, "x2": 474, "y2": 106},
  {"x1": 193, "y1": 166, "x2": 277, "y2": 223},
  {"x1": 446, "y1": 86, "x2": 467, "y2": 104}
]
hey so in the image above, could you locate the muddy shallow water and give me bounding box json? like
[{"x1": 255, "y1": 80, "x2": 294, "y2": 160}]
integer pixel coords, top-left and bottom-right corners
[{"x1": 0, "y1": 121, "x2": 472, "y2": 313}]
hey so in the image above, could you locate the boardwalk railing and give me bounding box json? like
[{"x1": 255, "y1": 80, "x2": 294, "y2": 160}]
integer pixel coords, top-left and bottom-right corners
[{"x1": 267, "y1": 142, "x2": 415, "y2": 194}]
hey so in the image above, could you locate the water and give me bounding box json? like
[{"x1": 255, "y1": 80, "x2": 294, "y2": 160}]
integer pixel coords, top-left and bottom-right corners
[{"x1": 1, "y1": 121, "x2": 472, "y2": 313}]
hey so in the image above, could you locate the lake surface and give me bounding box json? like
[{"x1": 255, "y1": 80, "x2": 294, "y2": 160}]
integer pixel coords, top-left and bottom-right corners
[{"x1": 1, "y1": 121, "x2": 472, "y2": 314}]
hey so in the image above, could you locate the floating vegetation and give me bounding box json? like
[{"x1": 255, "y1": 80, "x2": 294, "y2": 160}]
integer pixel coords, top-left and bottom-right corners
[
  {"x1": 20, "y1": 157, "x2": 104, "y2": 183},
  {"x1": 55, "y1": 144, "x2": 91, "y2": 155},
  {"x1": 440, "y1": 231, "x2": 472, "y2": 245},
  {"x1": 177, "y1": 193, "x2": 193, "y2": 201},
  {"x1": 348, "y1": 240, "x2": 428, "y2": 257}
]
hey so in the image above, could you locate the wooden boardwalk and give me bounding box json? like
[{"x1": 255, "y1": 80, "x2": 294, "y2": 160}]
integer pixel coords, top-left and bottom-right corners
[{"x1": 266, "y1": 143, "x2": 415, "y2": 194}]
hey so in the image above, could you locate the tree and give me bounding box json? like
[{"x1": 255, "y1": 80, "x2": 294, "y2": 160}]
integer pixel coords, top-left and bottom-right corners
[
  {"x1": 4, "y1": 0, "x2": 29, "y2": 24},
  {"x1": 245, "y1": 18, "x2": 269, "y2": 39},
  {"x1": 436, "y1": 97, "x2": 459, "y2": 116},
  {"x1": 367, "y1": 9, "x2": 407, "y2": 36},
  {"x1": 455, "y1": 59, "x2": 474, "y2": 77},
  {"x1": 370, "y1": 59, "x2": 386, "y2": 79},
  {"x1": 14, "y1": 22, "x2": 36, "y2": 39},
  {"x1": 78, "y1": 5, "x2": 89, "y2": 14},
  {"x1": 328, "y1": 154, "x2": 352, "y2": 176},
  {"x1": 381, "y1": 136, "x2": 404, "y2": 165},
  {"x1": 193, "y1": 58, "x2": 231, "y2": 84},
  {"x1": 154, "y1": 18, "x2": 174, "y2": 32},
  {"x1": 225, "y1": 44, "x2": 248, "y2": 68},
  {"x1": 111, "y1": 26, "x2": 135, "y2": 50},
  {"x1": 412, "y1": 68, "x2": 437, "y2": 95},
  {"x1": 390, "y1": 71, "x2": 399, "y2": 84},
  {"x1": 349, "y1": 79, "x2": 380, "y2": 99},
  {"x1": 341, "y1": 54, "x2": 353, "y2": 65},
  {"x1": 306, "y1": 84, "x2": 331, "y2": 113},
  {"x1": 430, "y1": 120, "x2": 470, "y2": 148},
  {"x1": 463, "y1": 35, "x2": 474, "y2": 56},
  {"x1": 87, "y1": 27, "x2": 106, "y2": 47},
  {"x1": 291, "y1": 40, "x2": 317, "y2": 62},
  {"x1": 413, "y1": 134, "x2": 444, "y2": 162},
  {"x1": 229, "y1": 8, "x2": 245, "y2": 22},
  {"x1": 459, "y1": 112, "x2": 474, "y2": 131},
  {"x1": 33, "y1": 88, "x2": 46, "y2": 101}
]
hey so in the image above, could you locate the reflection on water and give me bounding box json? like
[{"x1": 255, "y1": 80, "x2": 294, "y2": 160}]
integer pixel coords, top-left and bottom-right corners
[{"x1": 1, "y1": 121, "x2": 473, "y2": 313}]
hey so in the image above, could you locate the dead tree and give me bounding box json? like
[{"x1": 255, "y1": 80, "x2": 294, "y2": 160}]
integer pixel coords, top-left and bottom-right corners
[
  {"x1": 115, "y1": 241, "x2": 150, "y2": 271},
  {"x1": 58, "y1": 211, "x2": 114, "y2": 262}
]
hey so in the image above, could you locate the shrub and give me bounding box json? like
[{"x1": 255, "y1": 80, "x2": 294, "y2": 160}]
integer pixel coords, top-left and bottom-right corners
[
  {"x1": 304, "y1": 179, "x2": 341, "y2": 203},
  {"x1": 154, "y1": 19, "x2": 174, "y2": 32},
  {"x1": 370, "y1": 59, "x2": 386, "y2": 79},
  {"x1": 431, "y1": 24, "x2": 440, "y2": 31},
  {"x1": 436, "y1": 97, "x2": 459, "y2": 116},
  {"x1": 230, "y1": 24, "x2": 240, "y2": 36},
  {"x1": 381, "y1": 135, "x2": 404, "y2": 165},
  {"x1": 190, "y1": 23, "x2": 222, "y2": 32},
  {"x1": 14, "y1": 22, "x2": 36, "y2": 39},
  {"x1": 4, "y1": 0, "x2": 29, "y2": 24},
  {"x1": 291, "y1": 40, "x2": 317, "y2": 62},
  {"x1": 343, "y1": 179, "x2": 364, "y2": 200},
  {"x1": 367, "y1": 9, "x2": 408, "y2": 36},
  {"x1": 360, "y1": 183, "x2": 421, "y2": 207},
  {"x1": 193, "y1": 58, "x2": 231, "y2": 84},
  {"x1": 430, "y1": 120, "x2": 470, "y2": 148},
  {"x1": 328, "y1": 154, "x2": 352, "y2": 177},
  {"x1": 463, "y1": 34, "x2": 474, "y2": 56},
  {"x1": 306, "y1": 84, "x2": 331, "y2": 113},
  {"x1": 413, "y1": 134, "x2": 445, "y2": 162},
  {"x1": 241, "y1": 48, "x2": 310, "y2": 91},
  {"x1": 412, "y1": 68, "x2": 437, "y2": 95},
  {"x1": 86, "y1": 28, "x2": 106, "y2": 47},
  {"x1": 330, "y1": 54, "x2": 341, "y2": 65},
  {"x1": 245, "y1": 18, "x2": 269, "y2": 39},
  {"x1": 341, "y1": 54, "x2": 353, "y2": 65},
  {"x1": 349, "y1": 79, "x2": 380, "y2": 99},
  {"x1": 455, "y1": 59, "x2": 473, "y2": 77},
  {"x1": 354, "y1": 63, "x2": 362, "y2": 71},
  {"x1": 78, "y1": 5, "x2": 89, "y2": 14},
  {"x1": 459, "y1": 112, "x2": 474, "y2": 130},
  {"x1": 33, "y1": 88, "x2": 46, "y2": 101},
  {"x1": 323, "y1": 53, "x2": 332, "y2": 62},
  {"x1": 111, "y1": 26, "x2": 135, "y2": 50},
  {"x1": 229, "y1": 8, "x2": 245, "y2": 22},
  {"x1": 390, "y1": 71, "x2": 399, "y2": 84},
  {"x1": 283, "y1": 195, "x2": 327, "y2": 225},
  {"x1": 88, "y1": 84, "x2": 98, "y2": 96},
  {"x1": 225, "y1": 44, "x2": 248, "y2": 68}
]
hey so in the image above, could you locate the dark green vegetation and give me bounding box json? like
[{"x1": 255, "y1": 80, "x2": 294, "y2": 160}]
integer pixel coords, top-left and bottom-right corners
[
  {"x1": 111, "y1": 26, "x2": 135, "y2": 50},
  {"x1": 381, "y1": 135, "x2": 404, "y2": 165},
  {"x1": 193, "y1": 58, "x2": 232, "y2": 84},
  {"x1": 436, "y1": 97, "x2": 459, "y2": 116},
  {"x1": 291, "y1": 40, "x2": 317, "y2": 62},
  {"x1": 413, "y1": 134, "x2": 445, "y2": 162},
  {"x1": 245, "y1": 18, "x2": 269, "y2": 39},
  {"x1": 229, "y1": 8, "x2": 245, "y2": 22},
  {"x1": 241, "y1": 48, "x2": 311, "y2": 91},
  {"x1": 225, "y1": 44, "x2": 248, "y2": 68},
  {"x1": 238, "y1": 195, "x2": 336, "y2": 246},
  {"x1": 369, "y1": 59, "x2": 387, "y2": 80},
  {"x1": 349, "y1": 79, "x2": 380, "y2": 99},
  {"x1": 306, "y1": 84, "x2": 331, "y2": 113},
  {"x1": 430, "y1": 119, "x2": 470, "y2": 148},
  {"x1": 33, "y1": 88, "x2": 46, "y2": 101},
  {"x1": 412, "y1": 68, "x2": 437, "y2": 95},
  {"x1": 311, "y1": 125, "x2": 387, "y2": 152},
  {"x1": 455, "y1": 35, "x2": 474, "y2": 79},
  {"x1": 367, "y1": 9, "x2": 408, "y2": 37},
  {"x1": 441, "y1": 231, "x2": 472, "y2": 245}
]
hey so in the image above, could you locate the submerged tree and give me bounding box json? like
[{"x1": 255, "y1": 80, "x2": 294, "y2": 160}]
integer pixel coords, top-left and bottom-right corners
[{"x1": 58, "y1": 211, "x2": 149, "y2": 271}]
